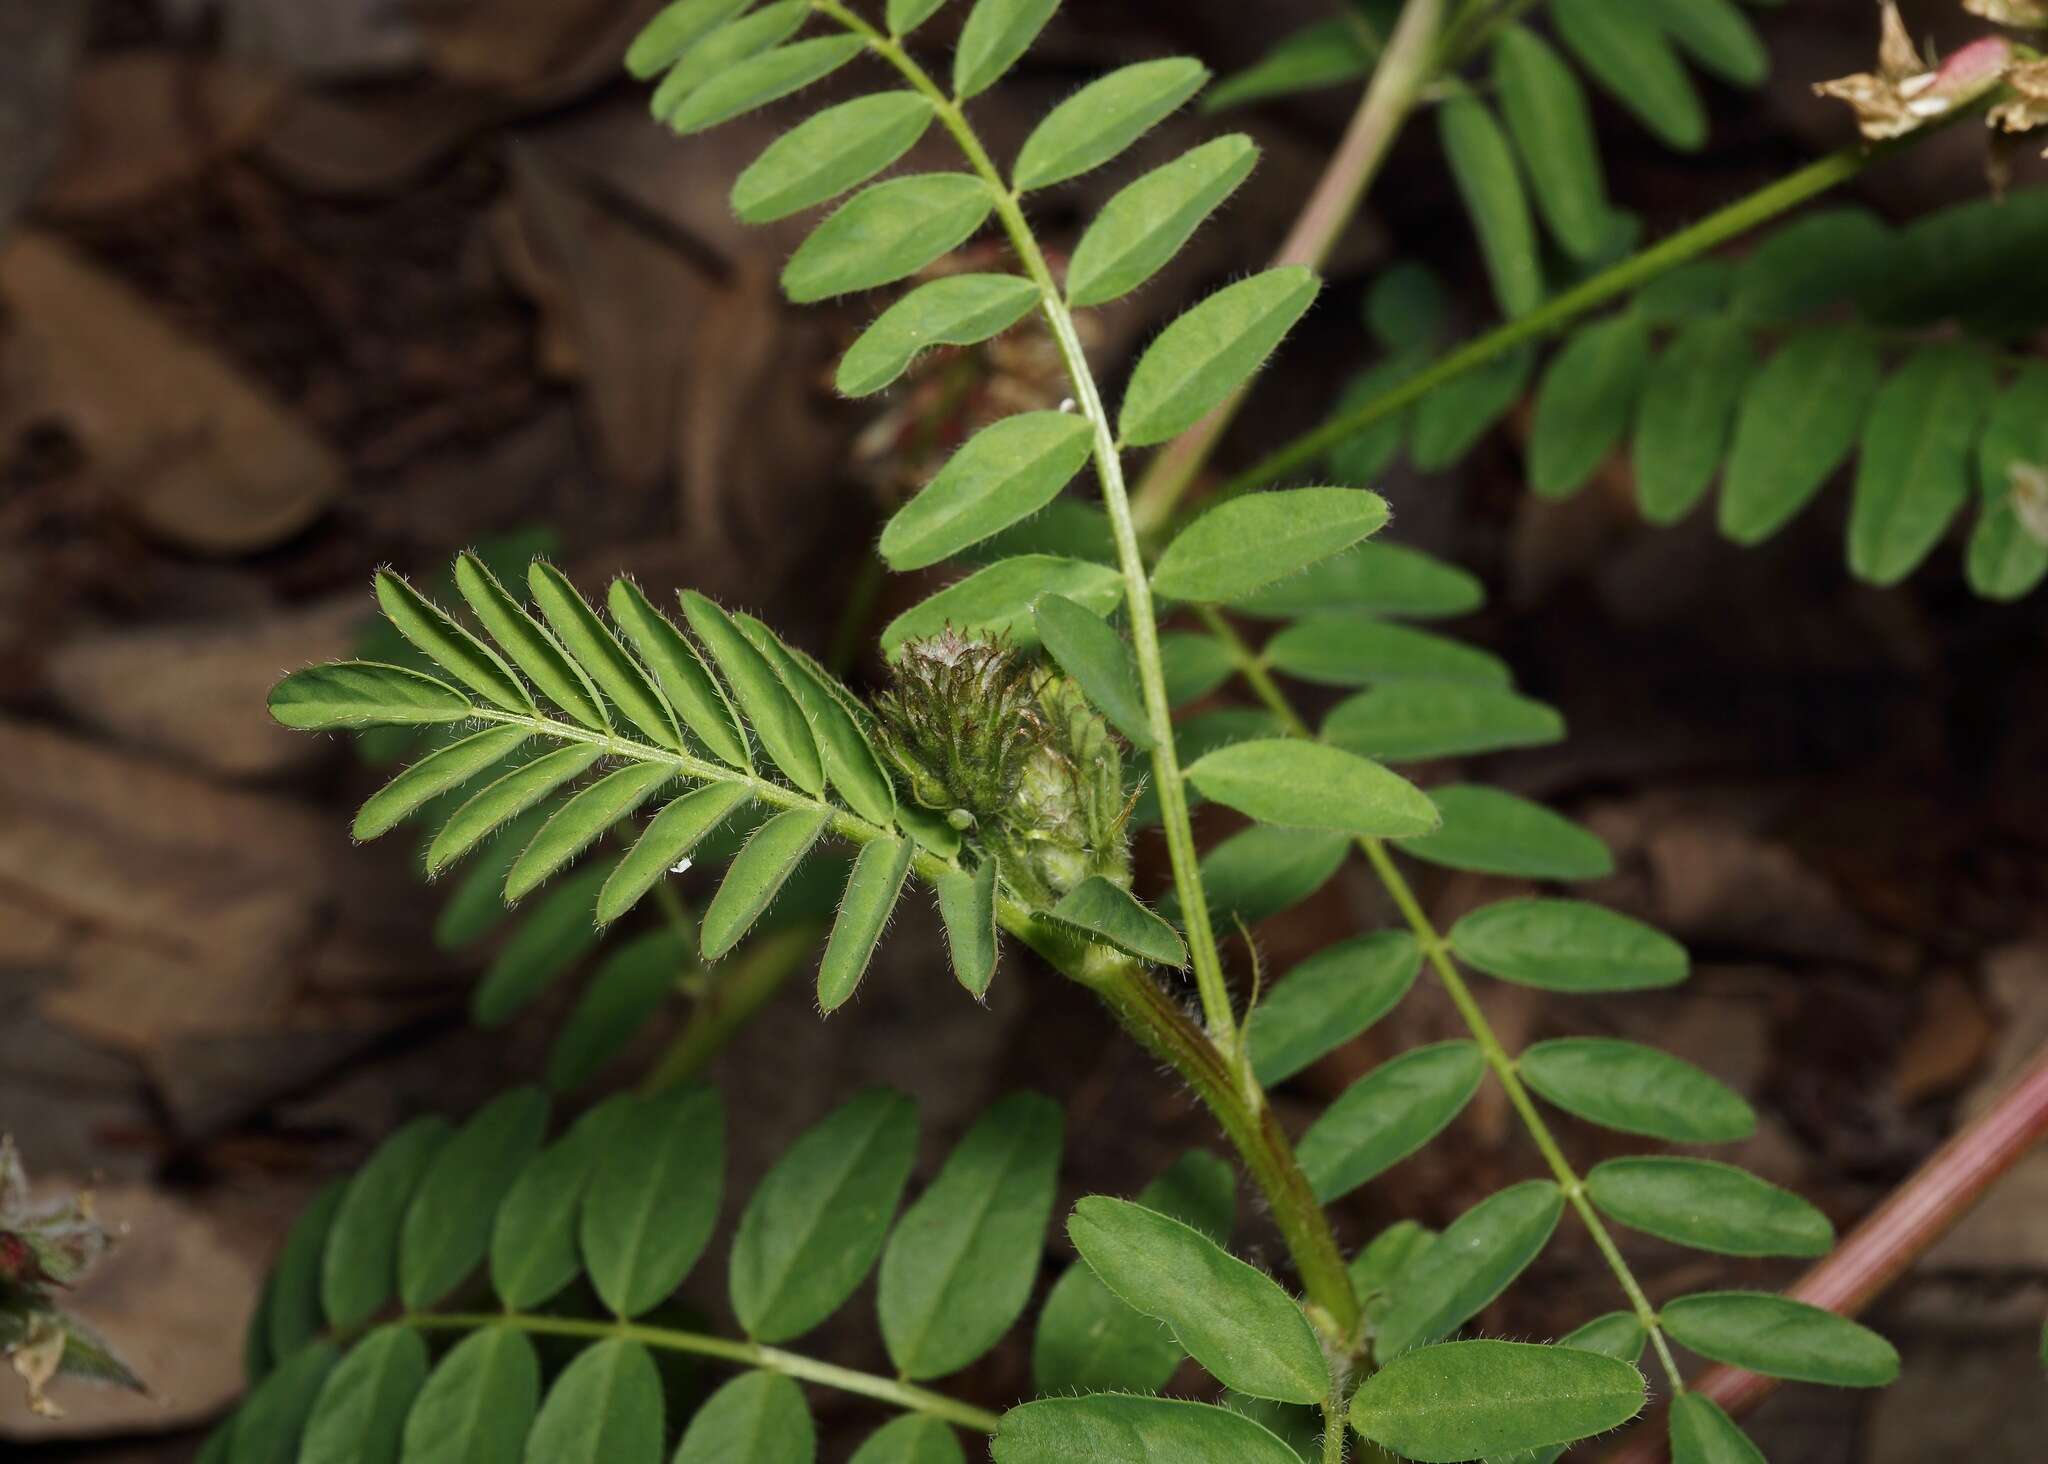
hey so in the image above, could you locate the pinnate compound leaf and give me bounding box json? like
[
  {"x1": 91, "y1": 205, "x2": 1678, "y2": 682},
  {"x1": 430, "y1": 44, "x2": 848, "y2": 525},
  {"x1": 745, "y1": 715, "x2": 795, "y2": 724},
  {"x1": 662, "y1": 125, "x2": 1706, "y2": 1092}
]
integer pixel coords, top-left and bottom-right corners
[
  {"x1": 231, "y1": 1340, "x2": 337, "y2": 1464},
  {"x1": 1014, "y1": 58, "x2": 1208, "y2": 191},
  {"x1": 736, "y1": 90, "x2": 934, "y2": 225},
  {"x1": 625, "y1": 0, "x2": 753, "y2": 79},
  {"x1": 701, "y1": 807, "x2": 831, "y2": 961},
  {"x1": 600, "y1": 782, "x2": 752, "y2": 927},
  {"x1": 881, "y1": 412, "x2": 1095, "y2": 570},
  {"x1": 1669, "y1": 1393, "x2": 1766, "y2": 1464},
  {"x1": 490, "y1": 1096, "x2": 631, "y2": 1310},
  {"x1": 840, "y1": 273, "x2": 1040, "y2": 396},
  {"x1": 400, "y1": 1329, "x2": 539, "y2": 1464},
  {"x1": 1633, "y1": 318, "x2": 1755, "y2": 525},
  {"x1": 1185, "y1": 737, "x2": 1438, "y2": 838},
  {"x1": 1323, "y1": 682, "x2": 1564, "y2": 762},
  {"x1": 937, "y1": 860, "x2": 1000, "y2": 997},
  {"x1": 1247, "y1": 931, "x2": 1421, "y2": 1086},
  {"x1": 505, "y1": 763, "x2": 674, "y2": 903},
  {"x1": 1967, "y1": 363, "x2": 2048, "y2": 601},
  {"x1": 547, "y1": 931, "x2": 688, "y2": 1092},
  {"x1": 854, "y1": 1415, "x2": 965, "y2": 1464},
  {"x1": 1267, "y1": 614, "x2": 1509, "y2": 690},
  {"x1": 300, "y1": 1326, "x2": 427, "y2": 1464},
  {"x1": 994, "y1": 1395, "x2": 1303, "y2": 1464},
  {"x1": 681, "y1": 591, "x2": 824, "y2": 795},
  {"x1": 1552, "y1": 0, "x2": 1705, "y2": 151},
  {"x1": 528, "y1": 562, "x2": 683, "y2": 750},
  {"x1": 785, "y1": 174, "x2": 994, "y2": 303},
  {"x1": 1230, "y1": 540, "x2": 1484, "y2": 620},
  {"x1": 736, "y1": 616, "x2": 898, "y2": 824},
  {"x1": 454, "y1": 552, "x2": 607, "y2": 730},
  {"x1": 666, "y1": 35, "x2": 865, "y2": 134},
  {"x1": 889, "y1": 0, "x2": 949, "y2": 36},
  {"x1": 427, "y1": 745, "x2": 602, "y2": 874},
  {"x1": 1439, "y1": 95, "x2": 1542, "y2": 317},
  {"x1": 954, "y1": 0, "x2": 1059, "y2": 99},
  {"x1": 1848, "y1": 344, "x2": 1998, "y2": 586},
  {"x1": 322, "y1": 1116, "x2": 451, "y2": 1330},
  {"x1": 399, "y1": 1088, "x2": 549, "y2": 1309},
  {"x1": 1034, "y1": 594, "x2": 1151, "y2": 746},
  {"x1": 1067, "y1": 135, "x2": 1258, "y2": 307},
  {"x1": 1530, "y1": 314, "x2": 1650, "y2": 498},
  {"x1": 879, "y1": 1092, "x2": 1062, "y2": 1379},
  {"x1": 374, "y1": 570, "x2": 530, "y2": 713},
  {"x1": 1067, "y1": 1197, "x2": 1326, "y2": 1403},
  {"x1": 1587, "y1": 1157, "x2": 1833, "y2": 1258},
  {"x1": 1191, "y1": 824, "x2": 1349, "y2": 928},
  {"x1": 608, "y1": 579, "x2": 750, "y2": 769},
  {"x1": 269, "y1": 662, "x2": 471, "y2": 730},
  {"x1": 1152, "y1": 487, "x2": 1388, "y2": 602},
  {"x1": 473, "y1": 859, "x2": 614, "y2": 1026},
  {"x1": 582, "y1": 1085, "x2": 724, "y2": 1318},
  {"x1": 1048, "y1": 876, "x2": 1185, "y2": 967},
  {"x1": 1493, "y1": 26, "x2": 1611, "y2": 263},
  {"x1": 817, "y1": 836, "x2": 913, "y2": 1011},
  {"x1": 1660, "y1": 1293, "x2": 1898, "y2": 1386},
  {"x1": 1121, "y1": 267, "x2": 1318, "y2": 446},
  {"x1": 732, "y1": 1089, "x2": 919, "y2": 1342},
  {"x1": 1719, "y1": 327, "x2": 1881, "y2": 545},
  {"x1": 649, "y1": 3, "x2": 809, "y2": 123},
  {"x1": 354, "y1": 726, "x2": 530, "y2": 841},
  {"x1": 1351, "y1": 1340, "x2": 1645, "y2": 1464},
  {"x1": 1374, "y1": 1181, "x2": 1565, "y2": 1359},
  {"x1": 1518, "y1": 1038, "x2": 1754, "y2": 1144},
  {"x1": 524, "y1": 1339, "x2": 664, "y2": 1464},
  {"x1": 1400, "y1": 786, "x2": 1613, "y2": 881},
  {"x1": 1299, "y1": 1041, "x2": 1486, "y2": 1202},
  {"x1": 882, "y1": 555, "x2": 1123, "y2": 653},
  {"x1": 1449, "y1": 898, "x2": 1685, "y2": 993}
]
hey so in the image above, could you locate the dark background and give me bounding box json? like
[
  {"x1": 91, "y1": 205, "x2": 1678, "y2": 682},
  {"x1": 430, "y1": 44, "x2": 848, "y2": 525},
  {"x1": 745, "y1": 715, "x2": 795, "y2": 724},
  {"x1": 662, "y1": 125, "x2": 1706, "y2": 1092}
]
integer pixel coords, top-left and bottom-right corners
[{"x1": 2, "y1": 0, "x2": 2044, "y2": 1458}]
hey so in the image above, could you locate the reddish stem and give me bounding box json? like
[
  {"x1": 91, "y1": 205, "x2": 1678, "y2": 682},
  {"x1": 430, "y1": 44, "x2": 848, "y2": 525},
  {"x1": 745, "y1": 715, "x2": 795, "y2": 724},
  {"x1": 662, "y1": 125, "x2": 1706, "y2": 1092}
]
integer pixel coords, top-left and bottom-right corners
[{"x1": 1602, "y1": 1039, "x2": 2048, "y2": 1463}]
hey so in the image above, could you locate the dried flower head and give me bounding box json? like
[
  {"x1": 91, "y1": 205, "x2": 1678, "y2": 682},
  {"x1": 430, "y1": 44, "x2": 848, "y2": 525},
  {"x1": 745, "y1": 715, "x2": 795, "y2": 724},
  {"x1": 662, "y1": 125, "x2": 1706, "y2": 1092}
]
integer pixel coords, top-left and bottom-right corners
[
  {"x1": 1966, "y1": 0, "x2": 2048, "y2": 28},
  {"x1": 1814, "y1": 5, "x2": 2015, "y2": 139}
]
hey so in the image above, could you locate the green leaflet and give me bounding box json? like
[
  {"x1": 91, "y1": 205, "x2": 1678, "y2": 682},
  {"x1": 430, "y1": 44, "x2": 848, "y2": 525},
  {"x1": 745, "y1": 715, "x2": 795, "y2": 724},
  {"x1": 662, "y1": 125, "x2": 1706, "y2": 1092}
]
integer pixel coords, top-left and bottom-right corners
[
  {"x1": 853, "y1": 1415, "x2": 965, "y2": 1464},
  {"x1": 785, "y1": 173, "x2": 995, "y2": 303},
  {"x1": 1399, "y1": 786, "x2": 1614, "y2": 881},
  {"x1": 1586, "y1": 1157, "x2": 1833, "y2": 1258},
  {"x1": 1848, "y1": 344, "x2": 1998, "y2": 586},
  {"x1": 954, "y1": 0, "x2": 1059, "y2": 99},
  {"x1": 1633, "y1": 318, "x2": 1755, "y2": 525},
  {"x1": 1067, "y1": 1197, "x2": 1327, "y2": 1404},
  {"x1": 1203, "y1": 19, "x2": 1371, "y2": 112},
  {"x1": 1299, "y1": 1041, "x2": 1486, "y2": 1202},
  {"x1": 1159, "y1": 630, "x2": 1234, "y2": 706},
  {"x1": 1518, "y1": 1037, "x2": 1755, "y2": 1144},
  {"x1": 888, "y1": 0, "x2": 949, "y2": 36},
  {"x1": 1731, "y1": 209, "x2": 1896, "y2": 323},
  {"x1": 1492, "y1": 26, "x2": 1611, "y2": 264},
  {"x1": 1048, "y1": 875, "x2": 1186, "y2": 967},
  {"x1": 1530, "y1": 313, "x2": 1651, "y2": 497},
  {"x1": 839, "y1": 273, "x2": 1041, "y2": 396},
  {"x1": 1120, "y1": 267, "x2": 1319, "y2": 447},
  {"x1": 672, "y1": 1373, "x2": 815, "y2": 1464},
  {"x1": 736, "y1": 91, "x2": 935, "y2": 224},
  {"x1": 374, "y1": 570, "x2": 531, "y2": 714},
  {"x1": 1966, "y1": 363, "x2": 2048, "y2": 601},
  {"x1": 267, "y1": 1181, "x2": 345, "y2": 1359},
  {"x1": 1034, "y1": 594, "x2": 1152, "y2": 746},
  {"x1": 817, "y1": 836, "x2": 913, "y2": 1011},
  {"x1": 546, "y1": 930, "x2": 690, "y2": 1091},
  {"x1": 1474, "y1": 1308, "x2": 1648, "y2": 1464},
  {"x1": 473, "y1": 860, "x2": 615, "y2": 1025},
  {"x1": 489, "y1": 1097, "x2": 631, "y2": 1310},
  {"x1": 231, "y1": 1340, "x2": 337, "y2": 1464},
  {"x1": 878, "y1": 1091, "x2": 1062, "y2": 1379},
  {"x1": 1185, "y1": 737, "x2": 1439, "y2": 838},
  {"x1": 527, "y1": 563, "x2": 682, "y2": 750},
  {"x1": 666, "y1": 35, "x2": 865, "y2": 134},
  {"x1": 1230, "y1": 540, "x2": 1484, "y2": 620},
  {"x1": 1322, "y1": 682, "x2": 1564, "y2": 762},
  {"x1": 681, "y1": 591, "x2": 824, "y2": 795},
  {"x1": 1648, "y1": 0, "x2": 1767, "y2": 86},
  {"x1": 1247, "y1": 931, "x2": 1422, "y2": 1086},
  {"x1": 1067, "y1": 134, "x2": 1259, "y2": 308},
  {"x1": 736, "y1": 615, "x2": 897, "y2": 824},
  {"x1": 581, "y1": 1085, "x2": 725, "y2": 1318},
  {"x1": 300, "y1": 1326, "x2": 427, "y2": 1464},
  {"x1": 428, "y1": 744, "x2": 602, "y2": 874},
  {"x1": 882, "y1": 554, "x2": 1123, "y2": 652},
  {"x1": 268, "y1": 661, "x2": 471, "y2": 730},
  {"x1": 1411, "y1": 343, "x2": 1534, "y2": 471},
  {"x1": 454, "y1": 552, "x2": 608, "y2": 731},
  {"x1": 649, "y1": 1, "x2": 808, "y2": 121},
  {"x1": 1351, "y1": 1221, "x2": 1437, "y2": 1326},
  {"x1": 600, "y1": 782, "x2": 753, "y2": 926},
  {"x1": 523, "y1": 1339, "x2": 664, "y2": 1464},
  {"x1": 322, "y1": 1116, "x2": 451, "y2": 1330},
  {"x1": 354, "y1": 726, "x2": 530, "y2": 841},
  {"x1": 1552, "y1": 0, "x2": 1705, "y2": 151},
  {"x1": 1351, "y1": 1340, "x2": 1645, "y2": 1464},
  {"x1": 1152, "y1": 487, "x2": 1389, "y2": 602},
  {"x1": 1668, "y1": 1393, "x2": 1766, "y2": 1464},
  {"x1": 1719, "y1": 327, "x2": 1882, "y2": 545},
  {"x1": 1366, "y1": 262, "x2": 1448, "y2": 352},
  {"x1": 936, "y1": 859, "x2": 1000, "y2": 997},
  {"x1": 1374, "y1": 1180, "x2": 1565, "y2": 1359},
  {"x1": 701, "y1": 807, "x2": 831, "y2": 961},
  {"x1": 1660, "y1": 1292, "x2": 1899, "y2": 1386},
  {"x1": 1191, "y1": 824, "x2": 1350, "y2": 928},
  {"x1": 1635, "y1": 259, "x2": 1734, "y2": 325},
  {"x1": 1448, "y1": 898, "x2": 1687, "y2": 994},
  {"x1": 730, "y1": 1089, "x2": 919, "y2": 1342},
  {"x1": 435, "y1": 802, "x2": 558, "y2": 947},
  {"x1": 504, "y1": 763, "x2": 674, "y2": 903},
  {"x1": 1014, "y1": 58, "x2": 1208, "y2": 190},
  {"x1": 1439, "y1": 95, "x2": 1543, "y2": 317},
  {"x1": 398, "y1": 1088, "x2": 550, "y2": 1310},
  {"x1": 995, "y1": 1395, "x2": 1302, "y2": 1464},
  {"x1": 625, "y1": 0, "x2": 754, "y2": 79},
  {"x1": 607, "y1": 579, "x2": 750, "y2": 770},
  {"x1": 880, "y1": 411, "x2": 1096, "y2": 570},
  {"x1": 400, "y1": 1328, "x2": 540, "y2": 1464},
  {"x1": 966, "y1": 499, "x2": 1116, "y2": 564},
  {"x1": 1327, "y1": 354, "x2": 1420, "y2": 484}
]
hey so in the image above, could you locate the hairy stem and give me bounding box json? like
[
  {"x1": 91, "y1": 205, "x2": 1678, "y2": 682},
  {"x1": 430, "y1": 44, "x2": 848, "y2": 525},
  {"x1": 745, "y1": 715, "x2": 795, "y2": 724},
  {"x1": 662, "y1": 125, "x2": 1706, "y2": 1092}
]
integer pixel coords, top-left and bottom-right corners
[
  {"x1": 406, "y1": 1311, "x2": 1000, "y2": 1432},
  {"x1": 1129, "y1": 0, "x2": 1446, "y2": 533}
]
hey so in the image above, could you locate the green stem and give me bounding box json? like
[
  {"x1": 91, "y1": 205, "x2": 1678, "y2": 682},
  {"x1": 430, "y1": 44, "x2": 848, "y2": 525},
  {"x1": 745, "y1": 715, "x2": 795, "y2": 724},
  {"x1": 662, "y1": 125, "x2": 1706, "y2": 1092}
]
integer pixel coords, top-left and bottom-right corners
[
  {"x1": 640, "y1": 926, "x2": 818, "y2": 1094},
  {"x1": 405, "y1": 1311, "x2": 1000, "y2": 1432},
  {"x1": 1197, "y1": 606, "x2": 1684, "y2": 1390}
]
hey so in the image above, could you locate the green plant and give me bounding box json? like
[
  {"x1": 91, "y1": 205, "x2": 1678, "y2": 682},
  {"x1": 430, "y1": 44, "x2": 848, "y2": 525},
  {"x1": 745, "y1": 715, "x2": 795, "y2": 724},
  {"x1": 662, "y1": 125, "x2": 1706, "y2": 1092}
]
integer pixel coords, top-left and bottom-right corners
[{"x1": 157, "y1": 1, "x2": 2048, "y2": 1461}]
